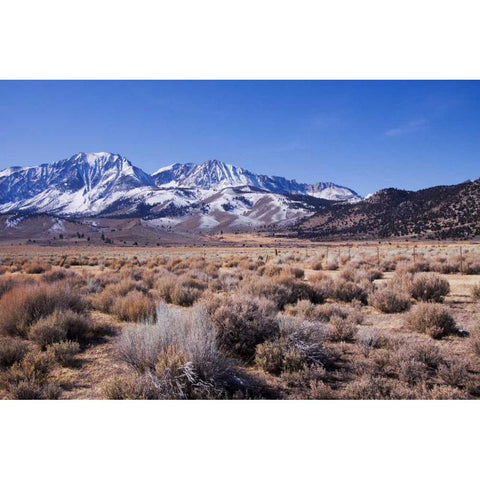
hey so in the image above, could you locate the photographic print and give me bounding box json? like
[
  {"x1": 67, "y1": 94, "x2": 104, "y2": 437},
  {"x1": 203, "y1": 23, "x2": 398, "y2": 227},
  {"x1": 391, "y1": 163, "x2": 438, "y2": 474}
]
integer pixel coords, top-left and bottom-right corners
[
  {"x1": 1, "y1": 80, "x2": 479, "y2": 400},
  {"x1": 2, "y1": 2, "x2": 480, "y2": 479}
]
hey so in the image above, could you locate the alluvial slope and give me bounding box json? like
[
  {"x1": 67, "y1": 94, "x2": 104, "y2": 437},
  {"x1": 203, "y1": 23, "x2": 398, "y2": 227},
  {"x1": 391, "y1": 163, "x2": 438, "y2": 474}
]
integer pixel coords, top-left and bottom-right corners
[{"x1": 299, "y1": 179, "x2": 480, "y2": 240}]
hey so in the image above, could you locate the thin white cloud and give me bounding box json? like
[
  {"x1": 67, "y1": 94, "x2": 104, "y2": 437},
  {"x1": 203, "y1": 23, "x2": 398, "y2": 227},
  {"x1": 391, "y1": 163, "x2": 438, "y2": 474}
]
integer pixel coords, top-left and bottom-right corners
[{"x1": 385, "y1": 118, "x2": 428, "y2": 137}]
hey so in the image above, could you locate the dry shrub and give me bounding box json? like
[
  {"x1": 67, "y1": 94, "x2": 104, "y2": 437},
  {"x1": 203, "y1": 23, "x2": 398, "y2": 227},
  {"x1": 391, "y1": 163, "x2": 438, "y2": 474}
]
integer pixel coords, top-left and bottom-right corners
[
  {"x1": 342, "y1": 374, "x2": 394, "y2": 399},
  {"x1": 470, "y1": 284, "x2": 480, "y2": 301},
  {"x1": 28, "y1": 317, "x2": 66, "y2": 348},
  {"x1": 0, "y1": 337, "x2": 29, "y2": 369},
  {"x1": 116, "y1": 304, "x2": 244, "y2": 399},
  {"x1": 277, "y1": 277, "x2": 324, "y2": 306},
  {"x1": 310, "y1": 304, "x2": 349, "y2": 322},
  {"x1": 281, "y1": 364, "x2": 335, "y2": 398},
  {"x1": 102, "y1": 373, "x2": 160, "y2": 399},
  {"x1": 405, "y1": 303, "x2": 457, "y2": 339},
  {"x1": 165, "y1": 257, "x2": 187, "y2": 273},
  {"x1": 154, "y1": 274, "x2": 177, "y2": 303},
  {"x1": 260, "y1": 264, "x2": 283, "y2": 277},
  {"x1": 90, "y1": 279, "x2": 146, "y2": 313},
  {"x1": 330, "y1": 279, "x2": 367, "y2": 304},
  {"x1": 369, "y1": 287, "x2": 411, "y2": 313},
  {"x1": 0, "y1": 283, "x2": 86, "y2": 337},
  {"x1": 208, "y1": 294, "x2": 278, "y2": 362},
  {"x1": 43, "y1": 269, "x2": 69, "y2": 283},
  {"x1": 255, "y1": 340, "x2": 308, "y2": 375},
  {"x1": 427, "y1": 385, "x2": 469, "y2": 400},
  {"x1": 341, "y1": 266, "x2": 381, "y2": 283},
  {"x1": 2, "y1": 348, "x2": 60, "y2": 399},
  {"x1": 6, "y1": 380, "x2": 61, "y2": 400},
  {"x1": 0, "y1": 277, "x2": 17, "y2": 298},
  {"x1": 170, "y1": 283, "x2": 203, "y2": 307},
  {"x1": 7, "y1": 350, "x2": 54, "y2": 384},
  {"x1": 410, "y1": 273, "x2": 450, "y2": 303},
  {"x1": 256, "y1": 316, "x2": 337, "y2": 376},
  {"x1": 326, "y1": 315, "x2": 358, "y2": 342},
  {"x1": 470, "y1": 324, "x2": 480, "y2": 355},
  {"x1": 437, "y1": 357, "x2": 470, "y2": 388},
  {"x1": 325, "y1": 259, "x2": 338, "y2": 271},
  {"x1": 112, "y1": 290, "x2": 156, "y2": 322},
  {"x1": 309, "y1": 271, "x2": 327, "y2": 283},
  {"x1": 239, "y1": 275, "x2": 322, "y2": 310},
  {"x1": 311, "y1": 260, "x2": 323, "y2": 271},
  {"x1": 366, "y1": 348, "x2": 398, "y2": 378},
  {"x1": 46, "y1": 341, "x2": 80, "y2": 367},
  {"x1": 380, "y1": 258, "x2": 398, "y2": 272},
  {"x1": 254, "y1": 341, "x2": 285, "y2": 375},
  {"x1": 28, "y1": 310, "x2": 92, "y2": 348},
  {"x1": 357, "y1": 328, "x2": 386, "y2": 355},
  {"x1": 395, "y1": 357, "x2": 429, "y2": 385},
  {"x1": 24, "y1": 262, "x2": 50, "y2": 274},
  {"x1": 154, "y1": 274, "x2": 206, "y2": 306},
  {"x1": 285, "y1": 299, "x2": 333, "y2": 321},
  {"x1": 390, "y1": 269, "x2": 414, "y2": 294},
  {"x1": 288, "y1": 267, "x2": 305, "y2": 279},
  {"x1": 397, "y1": 339, "x2": 443, "y2": 371}
]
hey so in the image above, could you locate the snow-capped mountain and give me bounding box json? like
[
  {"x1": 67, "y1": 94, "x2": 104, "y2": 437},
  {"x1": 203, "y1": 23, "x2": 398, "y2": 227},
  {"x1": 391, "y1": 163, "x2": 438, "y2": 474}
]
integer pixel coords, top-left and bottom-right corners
[
  {"x1": 0, "y1": 152, "x2": 361, "y2": 230},
  {"x1": 152, "y1": 158, "x2": 361, "y2": 201},
  {"x1": 0, "y1": 152, "x2": 157, "y2": 215}
]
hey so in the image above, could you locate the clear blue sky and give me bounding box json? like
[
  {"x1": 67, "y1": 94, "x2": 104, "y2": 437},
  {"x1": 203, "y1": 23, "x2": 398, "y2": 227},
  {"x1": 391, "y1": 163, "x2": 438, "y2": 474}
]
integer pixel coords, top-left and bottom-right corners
[{"x1": 0, "y1": 80, "x2": 479, "y2": 196}]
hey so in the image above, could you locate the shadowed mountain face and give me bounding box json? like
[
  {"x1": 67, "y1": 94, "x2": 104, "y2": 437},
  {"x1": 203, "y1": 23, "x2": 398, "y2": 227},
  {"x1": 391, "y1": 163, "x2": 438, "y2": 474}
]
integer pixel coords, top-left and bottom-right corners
[
  {"x1": 0, "y1": 152, "x2": 360, "y2": 230},
  {"x1": 299, "y1": 179, "x2": 480, "y2": 240}
]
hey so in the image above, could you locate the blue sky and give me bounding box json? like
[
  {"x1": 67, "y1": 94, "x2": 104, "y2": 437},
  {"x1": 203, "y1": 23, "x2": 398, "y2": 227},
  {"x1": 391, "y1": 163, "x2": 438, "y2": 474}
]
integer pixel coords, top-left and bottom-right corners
[{"x1": 0, "y1": 80, "x2": 479, "y2": 196}]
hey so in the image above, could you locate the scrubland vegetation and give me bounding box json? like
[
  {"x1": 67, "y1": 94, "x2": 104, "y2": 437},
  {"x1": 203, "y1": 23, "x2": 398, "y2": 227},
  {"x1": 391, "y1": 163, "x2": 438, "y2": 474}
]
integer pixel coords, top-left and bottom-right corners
[{"x1": 1, "y1": 241, "x2": 480, "y2": 399}]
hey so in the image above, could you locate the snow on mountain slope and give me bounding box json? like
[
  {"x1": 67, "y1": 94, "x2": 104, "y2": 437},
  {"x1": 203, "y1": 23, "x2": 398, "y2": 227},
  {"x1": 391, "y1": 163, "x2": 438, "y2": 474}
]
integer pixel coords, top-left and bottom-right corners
[
  {"x1": 0, "y1": 152, "x2": 160, "y2": 215},
  {"x1": 144, "y1": 186, "x2": 315, "y2": 231},
  {"x1": 0, "y1": 152, "x2": 361, "y2": 230},
  {"x1": 152, "y1": 159, "x2": 361, "y2": 202}
]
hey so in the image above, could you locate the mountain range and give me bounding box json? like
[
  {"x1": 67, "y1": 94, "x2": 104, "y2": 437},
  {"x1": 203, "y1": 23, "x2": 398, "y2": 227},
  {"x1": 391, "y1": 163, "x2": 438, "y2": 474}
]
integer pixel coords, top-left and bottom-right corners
[
  {"x1": 299, "y1": 179, "x2": 480, "y2": 240},
  {"x1": 0, "y1": 152, "x2": 360, "y2": 231}
]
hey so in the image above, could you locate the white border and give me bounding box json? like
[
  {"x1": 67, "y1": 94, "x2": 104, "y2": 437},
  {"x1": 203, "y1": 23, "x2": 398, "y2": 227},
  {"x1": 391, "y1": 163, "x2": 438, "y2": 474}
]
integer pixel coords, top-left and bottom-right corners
[
  {"x1": 0, "y1": 400, "x2": 479, "y2": 479},
  {"x1": 0, "y1": 0, "x2": 479, "y2": 79},
  {"x1": 1, "y1": 1, "x2": 480, "y2": 478}
]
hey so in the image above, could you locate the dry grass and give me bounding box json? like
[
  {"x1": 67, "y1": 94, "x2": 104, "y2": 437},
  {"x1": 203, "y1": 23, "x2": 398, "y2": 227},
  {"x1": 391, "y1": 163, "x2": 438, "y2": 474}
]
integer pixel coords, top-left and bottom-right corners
[{"x1": 1, "y1": 242, "x2": 480, "y2": 399}]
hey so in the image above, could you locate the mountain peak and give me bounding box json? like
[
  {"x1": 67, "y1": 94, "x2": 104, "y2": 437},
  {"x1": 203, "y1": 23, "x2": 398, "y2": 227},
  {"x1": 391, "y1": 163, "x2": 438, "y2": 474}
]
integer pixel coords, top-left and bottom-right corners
[
  {"x1": 202, "y1": 158, "x2": 232, "y2": 169},
  {"x1": 0, "y1": 153, "x2": 361, "y2": 220},
  {"x1": 69, "y1": 151, "x2": 125, "y2": 165},
  {"x1": 151, "y1": 158, "x2": 361, "y2": 201}
]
